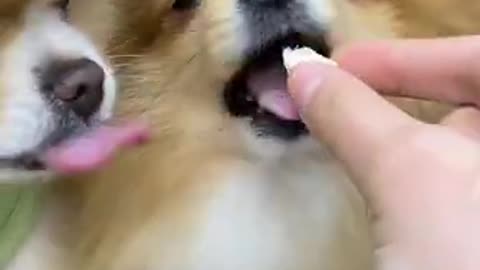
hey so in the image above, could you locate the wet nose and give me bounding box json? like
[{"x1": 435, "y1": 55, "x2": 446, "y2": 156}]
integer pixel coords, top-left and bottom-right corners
[{"x1": 44, "y1": 58, "x2": 105, "y2": 119}]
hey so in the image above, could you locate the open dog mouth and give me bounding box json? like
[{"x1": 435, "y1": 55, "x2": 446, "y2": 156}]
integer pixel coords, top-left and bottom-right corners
[
  {"x1": 224, "y1": 33, "x2": 331, "y2": 140},
  {"x1": 0, "y1": 122, "x2": 149, "y2": 175}
]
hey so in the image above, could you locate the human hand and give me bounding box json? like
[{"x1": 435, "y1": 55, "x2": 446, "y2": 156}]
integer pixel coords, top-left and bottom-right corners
[{"x1": 285, "y1": 37, "x2": 480, "y2": 270}]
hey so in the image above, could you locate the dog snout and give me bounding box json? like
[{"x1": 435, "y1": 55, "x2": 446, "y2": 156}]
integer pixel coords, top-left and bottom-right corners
[{"x1": 43, "y1": 58, "x2": 105, "y2": 120}]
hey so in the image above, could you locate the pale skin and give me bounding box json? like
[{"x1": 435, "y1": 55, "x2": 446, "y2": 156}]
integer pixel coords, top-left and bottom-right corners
[{"x1": 287, "y1": 36, "x2": 480, "y2": 270}]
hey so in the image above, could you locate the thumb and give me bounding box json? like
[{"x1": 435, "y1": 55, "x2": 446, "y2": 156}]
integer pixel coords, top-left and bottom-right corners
[{"x1": 285, "y1": 49, "x2": 420, "y2": 183}]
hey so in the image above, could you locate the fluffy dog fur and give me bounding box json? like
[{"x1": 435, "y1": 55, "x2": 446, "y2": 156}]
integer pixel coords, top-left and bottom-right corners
[
  {"x1": 2, "y1": 0, "x2": 470, "y2": 269},
  {"x1": 6, "y1": 0, "x2": 469, "y2": 269},
  {"x1": 387, "y1": 0, "x2": 480, "y2": 37},
  {"x1": 67, "y1": 1, "x2": 400, "y2": 270}
]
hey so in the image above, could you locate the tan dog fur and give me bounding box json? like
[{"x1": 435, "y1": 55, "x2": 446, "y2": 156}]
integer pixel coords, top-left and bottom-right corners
[
  {"x1": 20, "y1": 0, "x2": 471, "y2": 269},
  {"x1": 387, "y1": 0, "x2": 480, "y2": 37},
  {"x1": 68, "y1": 1, "x2": 397, "y2": 270}
]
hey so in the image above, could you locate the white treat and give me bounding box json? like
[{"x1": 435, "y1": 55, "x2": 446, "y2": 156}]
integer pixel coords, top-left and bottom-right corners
[{"x1": 282, "y1": 47, "x2": 337, "y2": 72}]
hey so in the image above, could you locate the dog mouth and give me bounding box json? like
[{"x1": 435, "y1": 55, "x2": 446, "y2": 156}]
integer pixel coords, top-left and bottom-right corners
[
  {"x1": 0, "y1": 122, "x2": 149, "y2": 175},
  {"x1": 224, "y1": 33, "x2": 330, "y2": 139}
]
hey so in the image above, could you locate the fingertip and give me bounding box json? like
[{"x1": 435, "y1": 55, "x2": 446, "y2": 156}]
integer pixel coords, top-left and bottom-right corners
[
  {"x1": 283, "y1": 47, "x2": 339, "y2": 110},
  {"x1": 288, "y1": 63, "x2": 331, "y2": 110}
]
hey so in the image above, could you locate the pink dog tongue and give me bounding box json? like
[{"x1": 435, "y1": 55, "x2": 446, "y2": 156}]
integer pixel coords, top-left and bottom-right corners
[
  {"x1": 43, "y1": 122, "x2": 149, "y2": 175},
  {"x1": 247, "y1": 65, "x2": 300, "y2": 121}
]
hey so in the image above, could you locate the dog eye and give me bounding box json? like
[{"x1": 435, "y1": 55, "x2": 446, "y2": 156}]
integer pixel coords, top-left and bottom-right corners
[{"x1": 172, "y1": 0, "x2": 200, "y2": 10}]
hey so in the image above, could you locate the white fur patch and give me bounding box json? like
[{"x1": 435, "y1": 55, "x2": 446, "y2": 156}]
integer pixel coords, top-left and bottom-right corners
[
  {"x1": 302, "y1": 0, "x2": 337, "y2": 26},
  {"x1": 187, "y1": 147, "x2": 369, "y2": 270}
]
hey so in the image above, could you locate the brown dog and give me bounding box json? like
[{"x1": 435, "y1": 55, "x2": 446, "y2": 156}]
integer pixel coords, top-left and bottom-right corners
[
  {"x1": 33, "y1": 0, "x2": 472, "y2": 269},
  {"x1": 68, "y1": 1, "x2": 403, "y2": 270},
  {"x1": 70, "y1": 0, "x2": 478, "y2": 269}
]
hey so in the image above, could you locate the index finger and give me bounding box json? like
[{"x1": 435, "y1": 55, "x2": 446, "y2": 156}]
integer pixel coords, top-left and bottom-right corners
[
  {"x1": 335, "y1": 36, "x2": 480, "y2": 106},
  {"x1": 287, "y1": 60, "x2": 421, "y2": 183}
]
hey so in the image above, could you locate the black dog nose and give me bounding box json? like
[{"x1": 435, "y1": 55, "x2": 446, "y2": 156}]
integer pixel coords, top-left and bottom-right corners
[{"x1": 44, "y1": 58, "x2": 105, "y2": 119}]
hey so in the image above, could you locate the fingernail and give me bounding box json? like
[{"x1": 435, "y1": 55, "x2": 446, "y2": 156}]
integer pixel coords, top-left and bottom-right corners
[
  {"x1": 283, "y1": 47, "x2": 337, "y2": 73},
  {"x1": 283, "y1": 47, "x2": 337, "y2": 108}
]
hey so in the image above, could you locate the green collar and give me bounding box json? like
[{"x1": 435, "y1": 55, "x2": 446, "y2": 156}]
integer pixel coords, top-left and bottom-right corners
[{"x1": 0, "y1": 185, "x2": 43, "y2": 269}]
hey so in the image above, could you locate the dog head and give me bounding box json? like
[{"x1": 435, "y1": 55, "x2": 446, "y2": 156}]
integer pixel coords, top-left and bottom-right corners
[
  {"x1": 71, "y1": 2, "x2": 397, "y2": 268},
  {"x1": 0, "y1": 0, "x2": 148, "y2": 183},
  {"x1": 111, "y1": 0, "x2": 396, "y2": 159}
]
